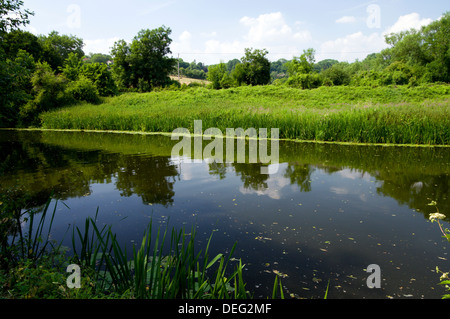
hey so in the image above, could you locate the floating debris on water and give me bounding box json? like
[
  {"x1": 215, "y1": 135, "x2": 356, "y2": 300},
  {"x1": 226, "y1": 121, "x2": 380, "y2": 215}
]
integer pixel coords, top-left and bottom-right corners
[
  {"x1": 255, "y1": 236, "x2": 272, "y2": 242},
  {"x1": 273, "y1": 270, "x2": 289, "y2": 278}
]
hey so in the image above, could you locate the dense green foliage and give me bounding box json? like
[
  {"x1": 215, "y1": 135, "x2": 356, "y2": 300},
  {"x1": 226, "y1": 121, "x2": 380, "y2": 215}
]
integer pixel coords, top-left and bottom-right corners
[
  {"x1": 207, "y1": 62, "x2": 231, "y2": 89},
  {"x1": 175, "y1": 59, "x2": 208, "y2": 79},
  {"x1": 39, "y1": 31, "x2": 84, "y2": 71},
  {"x1": 0, "y1": 1, "x2": 449, "y2": 146},
  {"x1": 111, "y1": 26, "x2": 177, "y2": 92},
  {"x1": 236, "y1": 48, "x2": 271, "y2": 86},
  {"x1": 0, "y1": 1, "x2": 110, "y2": 127}
]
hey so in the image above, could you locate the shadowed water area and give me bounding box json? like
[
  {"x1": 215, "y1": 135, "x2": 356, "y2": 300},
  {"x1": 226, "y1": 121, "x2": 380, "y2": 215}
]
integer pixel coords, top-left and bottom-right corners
[{"x1": 1, "y1": 129, "x2": 449, "y2": 299}]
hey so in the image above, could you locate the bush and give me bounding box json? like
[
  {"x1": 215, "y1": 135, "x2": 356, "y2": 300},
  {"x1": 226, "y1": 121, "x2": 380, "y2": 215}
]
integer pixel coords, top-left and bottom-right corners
[
  {"x1": 321, "y1": 63, "x2": 351, "y2": 86},
  {"x1": 286, "y1": 73, "x2": 322, "y2": 89},
  {"x1": 207, "y1": 63, "x2": 228, "y2": 89},
  {"x1": 19, "y1": 62, "x2": 71, "y2": 125},
  {"x1": 0, "y1": 50, "x2": 35, "y2": 127},
  {"x1": 80, "y1": 63, "x2": 117, "y2": 97},
  {"x1": 65, "y1": 76, "x2": 100, "y2": 104}
]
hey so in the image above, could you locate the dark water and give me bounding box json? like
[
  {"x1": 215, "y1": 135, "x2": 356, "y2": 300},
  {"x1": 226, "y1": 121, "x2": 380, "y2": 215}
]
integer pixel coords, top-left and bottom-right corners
[{"x1": 1, "y1": 129, "x2": 449, "y2": 299}]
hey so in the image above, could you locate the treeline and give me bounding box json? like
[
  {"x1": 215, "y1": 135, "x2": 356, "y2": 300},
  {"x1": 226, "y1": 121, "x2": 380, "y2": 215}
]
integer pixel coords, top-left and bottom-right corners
[
  {"x1": 207, "y1": 11, "x2": 449, "y2": 89},
  {"x1": 0, "y1": 28, "x2": 117, "y2": 127},
  {"x1": 175, "y1": 59, "x2": 208, "y2": 80},
  {"x1": 0, "y1": 0, "x2": 449, "y2": 128},
  {"x1": 0, "y1": 2, "x2": 179, "y2": 127}
]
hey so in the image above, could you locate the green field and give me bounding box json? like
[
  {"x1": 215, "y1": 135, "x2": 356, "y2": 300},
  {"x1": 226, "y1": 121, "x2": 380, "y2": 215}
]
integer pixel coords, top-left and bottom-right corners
[{"x1": 39, "y1": 84, "x2": 450, "y2": 145}]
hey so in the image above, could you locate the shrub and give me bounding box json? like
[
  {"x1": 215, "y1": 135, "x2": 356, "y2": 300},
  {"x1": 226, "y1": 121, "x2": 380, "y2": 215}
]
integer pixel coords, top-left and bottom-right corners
[
  {"x1": 80, "y1": 63, "x2": 117, "y2": 97},
  {"x1": 19, "y1": 62, "x2": 71, "y2": 125},
  {"x1": 321, "y1": 63, "x2": 351, "y2": 86},
  {"x1": 65, "y1": 76, "x2": 100, "y2": 104},
  {"x1": 207, "y1": 63, "x2": 228, "y2": 89},
  {"x1": 0, "y1": 50, "x2": 35, "y2": 127},
  {"x1": 286, "y1": 73, "x2": 322, "y2": 89}
]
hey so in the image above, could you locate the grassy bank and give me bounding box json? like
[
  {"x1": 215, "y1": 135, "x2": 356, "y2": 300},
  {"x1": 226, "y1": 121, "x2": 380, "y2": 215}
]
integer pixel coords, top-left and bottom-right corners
[{"x1": 39, "y1": 84, "x2": 450, "y2": 145}]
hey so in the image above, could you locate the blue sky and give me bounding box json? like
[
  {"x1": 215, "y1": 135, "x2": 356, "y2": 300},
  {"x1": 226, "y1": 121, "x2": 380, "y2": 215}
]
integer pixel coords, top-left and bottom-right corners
[{"x1": 24, "y1": 0, "x2": 449, "y2": 65}]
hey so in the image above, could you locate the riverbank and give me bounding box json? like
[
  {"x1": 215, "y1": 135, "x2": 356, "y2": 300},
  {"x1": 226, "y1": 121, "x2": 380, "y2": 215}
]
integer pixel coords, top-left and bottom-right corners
[{"x1": 39, "y1": 84, "x2": 450, "y2": 145}]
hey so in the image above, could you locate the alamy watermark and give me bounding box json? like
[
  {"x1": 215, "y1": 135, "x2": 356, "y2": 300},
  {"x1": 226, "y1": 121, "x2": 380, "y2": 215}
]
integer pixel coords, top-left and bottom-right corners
[
  {"x1": 66, "y1": 264, "x2": 81, "y2": 289},
  {"x1": 67, "y1": 4, "x2": 81, "y2": 29},
  {"x1": 366, "y1": 264, "x2": 381, "y2": 289},
  {"x1": 366, "y1": 4, "x2": 381, "y2": 29},
  {"x1": 171, "y1": 120, "x2": 280, "y2": 175}
]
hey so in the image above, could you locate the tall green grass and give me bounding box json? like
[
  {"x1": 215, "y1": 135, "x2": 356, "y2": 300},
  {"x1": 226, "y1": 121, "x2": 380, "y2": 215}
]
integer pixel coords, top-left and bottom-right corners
[
  {"x1": 71, "y1": 211, "x2": 251, "y2": 299},
  {"x1": 1, "y1": 198, "x2": 281, "y2": 299},
  {"x1": 39, "y1": 84, "x2": 450, "y2": 145},
  {"x1": 0, "y1": 190, "x2": 67, "y2": 269}
]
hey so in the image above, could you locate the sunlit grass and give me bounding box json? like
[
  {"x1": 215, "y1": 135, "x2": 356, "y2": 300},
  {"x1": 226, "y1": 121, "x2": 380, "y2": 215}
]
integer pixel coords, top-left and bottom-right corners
[{"x1": 40, "y1": 84, "x2": 450, "y2": 145}]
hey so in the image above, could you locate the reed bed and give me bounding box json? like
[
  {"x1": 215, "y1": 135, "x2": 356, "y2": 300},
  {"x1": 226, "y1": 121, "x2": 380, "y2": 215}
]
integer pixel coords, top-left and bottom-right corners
[
  {"x1": 1, "y1": 199, "x2": 281, "y2": 299},
  {"x1": 39, "y1": 84, "x2": 450, "y2": 145},
  {"x1": 71, "y1": 209, "x2": 252, "y2": 299}
]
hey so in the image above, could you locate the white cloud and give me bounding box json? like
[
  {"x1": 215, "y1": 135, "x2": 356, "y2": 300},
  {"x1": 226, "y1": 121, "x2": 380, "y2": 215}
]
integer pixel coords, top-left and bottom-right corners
[
  {"x1": 171, "y1": 30, "x2": 204, "y2": 60},
  {"x1": 239, "y1": 174, "x2": 290, "y2": 200},
  {"x1": 319, "y1": 31, "x2": 386, "y2": 62},
  {"x1": 383, "y1": 12, "x2": 433, "y2": 35},
  {"x1": 318, "y1": 12, "x2": 435, "y2": 62},
  {"x1": 191, "y1": 12, "x2": 312, "y2": 64},
  {"x1": 139, "y1": 0, "x2": 177, "y2": 16},
  {"x1": 84, "y1": 37, "x2": 120, "y2": 55},
  {"x1": 179, "y1": 30, "x2": 192, "y2": 43},
  {"x1": 200, "y1": 31, "x2": 217, "y2": 38},
  {"x1": 330, "y1": 186, "x2": 349, "y2": 195},
  {"x1": 240, "y1": 12, "x2": 311, "y2": 45},
  {"x1": 240, "y1": 12, "x2": 291, "y2": 43},
  {"x1": 338, "y1": 169, "x2": 372, "y2": 181},
  {"x1": 172, "y1": 11, "x2": 436, "y2": 65},
  {"x1": 336, "y1": 16, "x2": 357, "y2": 24}
]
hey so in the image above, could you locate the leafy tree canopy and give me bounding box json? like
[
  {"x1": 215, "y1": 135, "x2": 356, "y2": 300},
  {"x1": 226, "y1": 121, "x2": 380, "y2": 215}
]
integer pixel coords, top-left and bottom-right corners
[
  {"x1": 39, "y1": 31, "x2": 85, "y2": 71},
  {"x1": 0, "y1": 0, "x2": 33, "y2": 34},
  {"x1": 111, "y1": 26, "x2": 176, "y2": 91}
]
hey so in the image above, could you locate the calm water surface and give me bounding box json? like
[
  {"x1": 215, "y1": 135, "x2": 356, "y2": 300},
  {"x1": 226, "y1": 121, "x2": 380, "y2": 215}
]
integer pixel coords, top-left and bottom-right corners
[{"x1": 1, "y1": 130, "x2": 449, "y2": 299}]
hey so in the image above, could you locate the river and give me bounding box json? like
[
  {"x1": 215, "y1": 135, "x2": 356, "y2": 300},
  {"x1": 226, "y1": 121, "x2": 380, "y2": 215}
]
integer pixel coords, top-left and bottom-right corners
[{"x1": 1, "y1": 129, "x2": 449, "y2": 299}]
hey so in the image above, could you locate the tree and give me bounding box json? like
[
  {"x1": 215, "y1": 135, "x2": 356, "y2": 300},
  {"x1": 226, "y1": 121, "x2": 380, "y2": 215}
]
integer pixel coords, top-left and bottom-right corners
[
  {"x1": 0, "y1": 0, "x2": 34, "y2": 127},
  {"x1": 80, "y1": 62, "x2": 117, "y2": 96},
  {"x1": 231, "y1": 63, "x2": 247, "y2": 86},
  {"x1": 60, "y1": 52, "x2": 83, "y2": 81},
  {"x1": 314, "y1": 59, "x2": 339, "y2": 73},
  {"x1": 287, "y1": 48, "x2": 316, "y2": 76},
  {"x1": 421, "y1": 12, "x2": 450, "y2": 82},
  {"x1": 0, "y1": 50, "x2": 35, "y2": 126},
  {"x1": 207, "y1": 62, "x2": 228, "y2": 89},
  {"x1": 1, "y1": 30, "x2": 43, "y2": 61},
  {"x1": 110, "y1": 39, "x2": 132, "y2": 90},
  {"x1": 180, "y1": 60, "x2": 207, "y2": 79},
  {"x1": 286, "y1": 49, "x2": 322, "y2": 89},
  {"x1": 61, "y1": 53, "x2": 117, "y2": 96},
  {"x1": 226, "y1": 59, "x2": 241, "y2": 73},
  {"x1": 322, "y1": 62, "x2": 352, "y2": 86},
  {"x1": 270, "y1": 59, "x2": 289, "y2": 82},
  {"x1": 380, "y1": 12, "x2": 450, "y2": 83},
  {"x1": 0, "y1": 0, "x2": 33, "y2": 34},
  {"x1": 86, "y1": 53, "x2": 112, "y2": 65},
  {"x1": 39, "y1": 31, "x2": 85, "y2": 71},
  {"x1": 111, "y1": 26, "x2": 176, "y2": 92},
  {"x1": 239, "y1": 48, "x2": 271, "y2": 86},
  {"x1": 20, "y1": 61, "x2": 70, "y2": 124}
]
